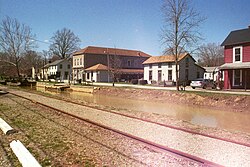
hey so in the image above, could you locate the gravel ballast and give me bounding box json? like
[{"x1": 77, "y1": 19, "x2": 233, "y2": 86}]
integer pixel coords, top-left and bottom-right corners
[{"x1": 9, "y1": 89, "x2": 250, "y2": 167}]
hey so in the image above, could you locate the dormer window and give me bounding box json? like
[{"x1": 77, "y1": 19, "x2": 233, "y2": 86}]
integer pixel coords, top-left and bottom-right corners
[{"x1": 233, "y1": 46, "x2": 242, "y2": 62}]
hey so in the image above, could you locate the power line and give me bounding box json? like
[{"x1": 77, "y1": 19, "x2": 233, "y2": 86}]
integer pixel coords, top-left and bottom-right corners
[{"x1": 0, "y1": 27, "x2": 51, "y2": 45}]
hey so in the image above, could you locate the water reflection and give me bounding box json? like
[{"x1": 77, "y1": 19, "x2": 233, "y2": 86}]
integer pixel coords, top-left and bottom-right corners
[
  {"x1": 191, "y1": 115, "x2": 218, "y2": 128},
  {"x1": 36, "y1": 87, "x2": 250, "y2": 134}
]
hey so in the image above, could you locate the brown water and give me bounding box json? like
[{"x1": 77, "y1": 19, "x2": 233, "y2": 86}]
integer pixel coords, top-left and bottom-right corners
[{"x1": 36, "y1": 87, "x2": 250, "y2": 134}]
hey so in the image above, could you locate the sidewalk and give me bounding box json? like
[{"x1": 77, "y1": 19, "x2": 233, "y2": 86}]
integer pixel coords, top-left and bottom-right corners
[{"x1": 10, "y1": 90, "x2": 250, "y2": 167}]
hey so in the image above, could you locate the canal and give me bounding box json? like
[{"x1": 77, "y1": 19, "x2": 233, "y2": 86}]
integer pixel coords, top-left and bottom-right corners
[{"x1": 36, "y1": 87, "x2": 250, "y2": 134}]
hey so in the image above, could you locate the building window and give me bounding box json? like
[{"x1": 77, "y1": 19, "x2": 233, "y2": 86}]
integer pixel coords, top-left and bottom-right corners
[
  {"x1": 80, "y1": 58, "x2": 82, "y2": 65},
  {"x1": 149, "y1": 71, "x2": 152, "y2": 80},
  {"x1": 168, "y1": 63, "x2": 172, "y2": 68},
  {"x1": 233, "y1": 70, "x2": 242, "y2": 86},
  {"x1": 60, "y1": 64, "x2": 62, "y2": 69},
  {"x1": 158, "y1": 70, "x2": 162, "y2": 81},
  {"x1": 128, "y1": 60, "x2": 131, "y2": 67},
  {"x1": 233, "y1": 46, "x2": 242, "y2": 62},
  {"x1": 158, "y1": 63, "x2": 162, "y2": 68},
  {"x1": 168, "y1": 70, "x2": 172, "y2": 81},
  {"x1": 74, "y1": 59, "x2": 76, "y2": 66},
  {"x1": 185, "y1": 57, "x2": 189, "y2": 67},
  {"x1": 68, "y1": 64, "x2": 70, "y2": 69},
  {"x1": 87, "y1": 73, "x2": 90, "y2": 80}
]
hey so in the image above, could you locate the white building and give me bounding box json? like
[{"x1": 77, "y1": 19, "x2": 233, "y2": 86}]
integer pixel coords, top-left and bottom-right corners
[
  {"x1": 143, "y1": 53, "x2": 205, "y2": 85},
  {"x1": 203, "y1": 67, "x2": 224, "y2": 81},
  {"x1": 47, "y1": 59, "x2": 72, "y2": 82}
]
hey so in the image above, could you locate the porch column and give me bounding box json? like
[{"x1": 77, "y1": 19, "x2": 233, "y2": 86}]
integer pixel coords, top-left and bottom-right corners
[{"x1": 245, "y1": 70, "x2": 247, "y2": 91}]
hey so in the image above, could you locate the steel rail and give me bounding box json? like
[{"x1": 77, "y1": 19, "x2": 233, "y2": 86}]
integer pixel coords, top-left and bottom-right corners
[{"x1": 10, "y1": 91, "x2": 224, "y2": 167}]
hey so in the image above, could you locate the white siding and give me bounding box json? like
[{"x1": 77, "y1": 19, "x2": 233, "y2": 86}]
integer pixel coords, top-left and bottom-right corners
[
  {"x1": 144, "y1": 63, "x2": 177, "y2": 84},
  {"x1": 143, "y1": 55, "x2": 204, "y2": 84}
]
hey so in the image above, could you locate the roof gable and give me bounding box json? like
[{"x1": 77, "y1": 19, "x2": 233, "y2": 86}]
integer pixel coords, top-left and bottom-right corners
[
  {"x1": 73, "y1": 46, "x2": 151, "y2": 58},
  {"x1": 221, "y1": 27, "x2": 250, "y2": 46}
]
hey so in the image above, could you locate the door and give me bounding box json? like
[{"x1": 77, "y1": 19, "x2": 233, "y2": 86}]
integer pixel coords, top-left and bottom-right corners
[{"x1": 158, "y1": 70, "x2": 162, "y2": 82}]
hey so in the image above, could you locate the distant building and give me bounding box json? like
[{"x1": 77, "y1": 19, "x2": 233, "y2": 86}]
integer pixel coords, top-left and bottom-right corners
[
  {"x1": 38, "y1": 63, "x2": 50, "y2": 80},
  {"x1": 220, "y1": 26, "x2": 250, "y2": 89},
  {"x1": 72, "y1": 46, "x2": 151, "y2": 82},
  {"x1": 42, "y1": 59, "x2": 72, "y2": 82},
  {"x1": 203, "y1": 67, "x2": 224, "y2": 81},
  {"x1": 143, "y1": 53, "x2": 204, "y2": 85}
]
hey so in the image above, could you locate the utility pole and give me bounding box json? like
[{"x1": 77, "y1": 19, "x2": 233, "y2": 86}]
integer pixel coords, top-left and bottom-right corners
[{"x1": 106, "y1": 48, "x2": 110, "y2": 83}]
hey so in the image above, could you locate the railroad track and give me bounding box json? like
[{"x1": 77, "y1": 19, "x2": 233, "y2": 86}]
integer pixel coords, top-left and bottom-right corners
[
  {"x1": 11, "y1": 90, "x2": 250, "y2": 148},
  {"x1": 3, "y1": 95, "x2": 150, "y2": 166},
  {"x1": 6, "y1": 90, "x2": 227, "y2": 167},
  {"x1": 2, "y1": 92, "x2": 204, "y2": 166}
]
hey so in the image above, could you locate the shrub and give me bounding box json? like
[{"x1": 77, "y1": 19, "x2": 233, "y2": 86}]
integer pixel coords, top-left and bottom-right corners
[
  {"x1": 139, "y1": 79, "x2": 147, "y2": 85},
  {"x1": 131, "y1": 79, "x2": 138, "y2": 84}
]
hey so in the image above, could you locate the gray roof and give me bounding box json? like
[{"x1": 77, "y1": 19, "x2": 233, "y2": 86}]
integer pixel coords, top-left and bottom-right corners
[
  {"x1": 221, "y1": 27, "x2": 250, "y2": 46},
  {"x1": 203, "y1": 67, "x2": 218, "y2": 73},
  {"x1": 219, "y1": 62, "x2": 250, "y2": 70},
  {"x1": 42, "y1": 59, "x2": 65, "y2": 68},
  {"x1": 49, "y1": 59, "x2": 65, "y2": 66}
]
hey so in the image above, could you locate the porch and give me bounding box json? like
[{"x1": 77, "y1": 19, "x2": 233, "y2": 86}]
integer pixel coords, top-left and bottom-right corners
[{"x1": 220, "y1": 63, "x2": 250, "y2": 90}]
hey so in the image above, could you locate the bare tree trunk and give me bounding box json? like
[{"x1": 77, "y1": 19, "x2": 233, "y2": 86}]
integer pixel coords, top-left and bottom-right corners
[
  {"x1": 15, "y1": 59, "x2": 21, "y2": 79},
  {"x1": 175, "y1": 60, "x2": 179, "y2": 91}
]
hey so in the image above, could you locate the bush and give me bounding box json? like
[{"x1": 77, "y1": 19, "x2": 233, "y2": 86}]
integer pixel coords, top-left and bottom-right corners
[
  {"x1": 151, "y1": 80, "x2": 157, "y2": 85},
  {"x1": 131, "y1": 79, "x2": 138, "y2": 84},
  {"x1": 139, "y1": 79, "x2": 148, "y2": 85}
]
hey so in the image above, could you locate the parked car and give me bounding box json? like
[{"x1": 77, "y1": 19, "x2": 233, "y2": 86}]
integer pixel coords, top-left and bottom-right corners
[{"x1": 190, "y1": 78, "x2": 216, "y2": 89}]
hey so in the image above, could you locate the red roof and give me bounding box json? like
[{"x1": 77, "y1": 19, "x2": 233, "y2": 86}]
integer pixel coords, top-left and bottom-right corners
[
  {"x1": 73, "y1": 46, "x2": 151, "y2": 58},
  {"x1": 85, "y1": 64, "x2": 108, "y2": 71}
]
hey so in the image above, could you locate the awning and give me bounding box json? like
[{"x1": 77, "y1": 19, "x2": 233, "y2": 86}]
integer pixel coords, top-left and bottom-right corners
[{"x1": 219, "y1": 62, "x2": 250, "y2": 70}]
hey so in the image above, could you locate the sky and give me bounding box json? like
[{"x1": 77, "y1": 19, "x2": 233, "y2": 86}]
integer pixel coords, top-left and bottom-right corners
[{"x1": 0, "y1": 0, "x2": 250, "y2": 56}]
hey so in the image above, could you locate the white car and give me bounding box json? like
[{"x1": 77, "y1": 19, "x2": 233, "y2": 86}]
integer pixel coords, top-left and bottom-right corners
[{"x1": 190, "y1": 78, "x2": 216, "y2": 89}]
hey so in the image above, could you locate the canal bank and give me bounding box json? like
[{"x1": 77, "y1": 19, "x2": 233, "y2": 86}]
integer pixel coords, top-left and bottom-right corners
[{"x1": 30, "y1": 83, "x2": 250, "y2": 134}]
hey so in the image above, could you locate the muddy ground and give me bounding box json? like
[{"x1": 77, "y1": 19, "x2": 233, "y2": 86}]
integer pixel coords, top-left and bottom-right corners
[{"x1": 93, "y1": 87, "x2": 250, "y2": 113}]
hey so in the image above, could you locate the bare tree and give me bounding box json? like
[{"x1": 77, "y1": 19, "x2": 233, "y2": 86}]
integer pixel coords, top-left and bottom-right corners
[
  {"x1": 49, "y1": 28, "x2": 81, "y2": 59},
  {"x1": 197, "y1": 43, "x2": 224, "y2": 67},
  {"x1": 109, "y1": 54, "x2": 122, "y2": 86},
  {"x1": 21, "y1": 50, "x2": 43, "y2": 77},
  {"x1": 161, "y1": 0, "x2": 205, "y2": 91},
  {"x1": 0, "y1": 52, "x2": 16, "y2": 77},
  {"x1": 0, "y1": 16, "x2": 36, "y2": 78}
]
